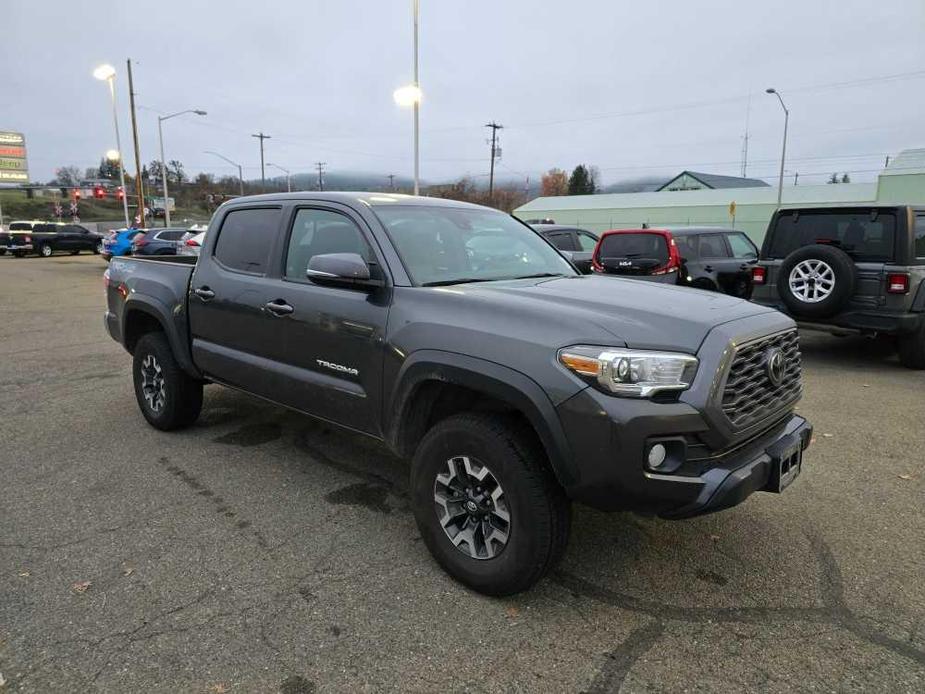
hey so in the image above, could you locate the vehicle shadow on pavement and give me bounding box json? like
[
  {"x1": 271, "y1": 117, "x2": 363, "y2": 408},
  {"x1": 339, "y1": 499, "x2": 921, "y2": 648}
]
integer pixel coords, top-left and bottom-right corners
[
  {"x1": 187, "y1": 386, "x2": 925, "y2": 691},
  {"x1": 798, "y1": 330, "x2": 903, "y2": 370}
]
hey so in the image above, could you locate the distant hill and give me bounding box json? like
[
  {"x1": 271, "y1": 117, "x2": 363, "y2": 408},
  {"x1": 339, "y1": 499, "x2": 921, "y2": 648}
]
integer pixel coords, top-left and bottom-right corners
[{"x1": 600, "y1": 176, "x2": 668, "y2": 194}]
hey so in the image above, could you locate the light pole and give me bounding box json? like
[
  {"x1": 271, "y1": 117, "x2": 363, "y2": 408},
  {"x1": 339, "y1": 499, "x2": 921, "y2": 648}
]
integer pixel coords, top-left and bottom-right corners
[
  {"x1": 394, "y1": 0, "x2": 421, "y2": 195},
  {"x1": 158, "y1": 109, "x2": 206, "y2": 226},
  {"x1": 766, "y1": 88, "x2": 789, "y2": 208},
  {"x1": 267, "y1": 163, "x2": 291, "y2": 192},
  {"x1": 93, "y1": 64, "x2": 130, "y2": 228},
  {"x1": 204, "y1": 151, "x2": 244, "y2": 196}
]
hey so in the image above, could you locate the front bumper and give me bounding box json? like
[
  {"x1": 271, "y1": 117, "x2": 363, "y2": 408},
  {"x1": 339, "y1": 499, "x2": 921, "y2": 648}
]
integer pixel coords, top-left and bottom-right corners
[{"x1": 556, "y1": 383, "x2": 812, "y2": 518}]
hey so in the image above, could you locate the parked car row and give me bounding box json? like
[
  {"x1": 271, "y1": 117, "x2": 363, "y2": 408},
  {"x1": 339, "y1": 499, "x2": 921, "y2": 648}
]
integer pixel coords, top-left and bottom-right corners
[
  {"x1": 0, "y1": 221, "x2": 105, "y2": 257},
  {"x1": 530, "y1": 204, "x2": 925, "y2": 368},
  {"x1": 533, "y1": 223, "x2": 758, "y2": 298},
  {"x1": 101, "y1": 226, "x2": 208, "y2": 261}
]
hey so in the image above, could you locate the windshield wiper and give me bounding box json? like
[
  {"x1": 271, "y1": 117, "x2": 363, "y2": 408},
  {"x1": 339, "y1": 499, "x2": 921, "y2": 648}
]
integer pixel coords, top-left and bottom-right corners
[
  {"x1": 509, "y1": 272, "x2": 567, "y2": 280},
  {"x1": 421, "y1": 277, "x2": 499, "y2": 287}
]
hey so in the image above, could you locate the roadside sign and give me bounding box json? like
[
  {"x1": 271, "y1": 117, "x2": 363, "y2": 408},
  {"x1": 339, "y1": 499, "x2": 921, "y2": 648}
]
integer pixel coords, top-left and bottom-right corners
[{"x1": 0, "y1": 131, "x2": 28, "y2": 183}]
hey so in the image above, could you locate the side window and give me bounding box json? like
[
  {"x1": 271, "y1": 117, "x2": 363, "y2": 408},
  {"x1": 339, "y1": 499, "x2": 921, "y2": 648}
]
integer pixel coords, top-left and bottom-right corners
[
  {"x1": 727, "y1": 233, "x2": 758, "y2": 259},
  {"x1": 577, "y1": 232, "x2": 598, "y2": 252},
  {"x1": 159, "y1": 230, "x2": 185, "y2": 241},
  {"x1": 284, "y1": 208, "x2": 370, "y2": 280},
  {"x1": 213, "y1": 208, "x2": 280, "y2": 274},
  {"x1": 698, "y1": 234, "x2": 731, "y2": 258},
  {"x1": 545, "y1": 232, "x2": 575, "y2": 251},
  {"x1": 915, "y1": 215, "x2": 925, "y2": 258}
]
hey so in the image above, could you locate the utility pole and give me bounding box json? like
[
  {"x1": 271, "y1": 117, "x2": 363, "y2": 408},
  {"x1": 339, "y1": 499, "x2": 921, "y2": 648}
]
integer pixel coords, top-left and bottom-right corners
[
  {"x1": 885, "y1": 155, "x2": 891, "y2": 168},
  {"x1": 126, "y1": 59, "x2": 145, "y2": 224},
  {"x1": 252, "y1": 132, "x2": 270, "y2": 192},
  {"x1": 315, "y1": 162, "x2": 326, "y2": 191},
  {"x1": 741, "y1": 91, "x2": 751, "y2": 177},
  {"x1": 485, "y1": 121, "x2": 503, "y2": 203},
  {"x1": 387, "y1": 174, "x2": 395, "y2": 191},
  {"x1": 794, "y1": 172, "x2": 799, "y2": 186}
]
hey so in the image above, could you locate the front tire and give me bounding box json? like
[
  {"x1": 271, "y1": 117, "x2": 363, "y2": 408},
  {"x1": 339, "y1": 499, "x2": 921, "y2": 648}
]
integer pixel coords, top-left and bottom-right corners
[
  {"x1": 94, "y1": 241, "x2": 103, "y2": 255},
  {"x1": 411, "y1": 413, "x2": 570, "y2": 596},
  {"x1": 898, "y1": 319, "x2": 925, "y2": 369},
  {"x1": 132, "y1": 332, "x2": 203, "y2": 430}
]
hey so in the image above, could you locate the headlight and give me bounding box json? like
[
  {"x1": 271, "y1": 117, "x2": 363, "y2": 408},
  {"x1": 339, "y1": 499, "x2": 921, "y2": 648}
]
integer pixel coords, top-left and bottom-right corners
[{"x1": 558, "y1": 346, "x2": 698, "y2": 398}]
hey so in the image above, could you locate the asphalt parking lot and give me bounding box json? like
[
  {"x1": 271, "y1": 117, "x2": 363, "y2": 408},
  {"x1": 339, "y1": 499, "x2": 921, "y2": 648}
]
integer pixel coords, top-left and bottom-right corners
[{"x1": 1, "y1": 253, "x2": 923, "y2": 693}]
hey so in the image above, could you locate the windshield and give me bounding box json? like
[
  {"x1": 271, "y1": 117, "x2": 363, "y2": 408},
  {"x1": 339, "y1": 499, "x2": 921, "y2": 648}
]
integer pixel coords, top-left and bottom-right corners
[
  {"x1": 769, "y1": 211, "x2": 896, "y2": 262},
  {"x1": 374, "y1": 205, "x2": 576, "y2": 286}
]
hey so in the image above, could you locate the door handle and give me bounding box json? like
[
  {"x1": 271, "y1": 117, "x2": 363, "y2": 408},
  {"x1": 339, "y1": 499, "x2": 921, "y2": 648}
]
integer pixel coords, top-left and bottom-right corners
[
  {"x1": 264, "y1": 300, "x2": 294, "y2": 317},
  {"x1": 194, "y1": 286, "x2": 215, "y2": 301}
]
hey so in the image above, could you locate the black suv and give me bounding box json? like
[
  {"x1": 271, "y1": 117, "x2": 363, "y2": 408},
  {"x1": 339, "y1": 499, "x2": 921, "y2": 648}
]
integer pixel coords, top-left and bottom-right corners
[
  {"x1": 0, "y1": 221, "x2": 105, "y2": 257},
  {"x1": 751, "y1": 206, "x2": 925, "y2": 368}
]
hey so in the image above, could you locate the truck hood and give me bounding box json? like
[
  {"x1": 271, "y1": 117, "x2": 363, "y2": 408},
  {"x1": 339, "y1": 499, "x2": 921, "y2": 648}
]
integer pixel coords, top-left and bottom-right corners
[{"x1": 455, "y1": 275, "x2": 777, "y2": 352}]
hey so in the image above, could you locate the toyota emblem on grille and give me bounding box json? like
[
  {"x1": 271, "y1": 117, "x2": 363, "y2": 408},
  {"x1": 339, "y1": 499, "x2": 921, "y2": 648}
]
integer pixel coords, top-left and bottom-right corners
[{"x1": 765, "y1": 348, "x2": 786, "y2": 387}]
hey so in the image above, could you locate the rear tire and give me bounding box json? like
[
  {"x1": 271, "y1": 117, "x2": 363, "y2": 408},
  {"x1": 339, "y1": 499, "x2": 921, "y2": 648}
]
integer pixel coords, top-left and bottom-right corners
[
  {"x1": 410, "y1": 413, "x2": 570, "y2": 596},
  {"x1": 898, "y1": 320, "x2": 925, "y2": 370},
  {"x1": 132, "y1": 332, "x2": 203, "y2": 430},
  {"x1": 94, "y1": 241, "x2": 103, "y2": 255},
  {"x1": 39, "y1": 243, "x2": 52, "y2": 258}
]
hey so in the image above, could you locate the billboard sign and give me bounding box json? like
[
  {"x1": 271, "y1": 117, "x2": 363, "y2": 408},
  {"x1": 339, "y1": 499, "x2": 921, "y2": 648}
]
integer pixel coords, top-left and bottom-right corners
[{"x1": 0, "y1": 131, "x2": 29, "y2": 183}]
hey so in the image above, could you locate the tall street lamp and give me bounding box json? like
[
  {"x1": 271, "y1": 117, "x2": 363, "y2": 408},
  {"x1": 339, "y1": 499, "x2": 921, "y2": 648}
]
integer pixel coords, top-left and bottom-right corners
[
  {"x1": 267, "y1": 163, "x2": 291, "y2": 192},
  {"x1": 93, "y1": 64, "x2": 130, "y2": 227},
  {"x1": 204, "y1": 151, "x2": 244, "y2": 196},
  {"x1": 393, "y1": 0, "x2": 421, "y2": 196},
  {"x1": 766, "y1": 87, "x2": 789, "y2": 208},
  {"x1": 158, "y1": 109, "x2": 206, "y2": 226}
]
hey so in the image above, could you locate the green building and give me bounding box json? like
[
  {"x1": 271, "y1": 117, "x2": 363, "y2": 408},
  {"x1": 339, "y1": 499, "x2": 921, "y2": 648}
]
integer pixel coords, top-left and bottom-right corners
[{"x1": 514, "y1": 149, "x2": 925, "y2": 244}]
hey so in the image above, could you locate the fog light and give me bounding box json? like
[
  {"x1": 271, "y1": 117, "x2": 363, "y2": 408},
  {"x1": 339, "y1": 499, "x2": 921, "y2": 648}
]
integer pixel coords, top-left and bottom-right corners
[{"x1": 647, "y1": 444, "x2": 667, "y2": 469}]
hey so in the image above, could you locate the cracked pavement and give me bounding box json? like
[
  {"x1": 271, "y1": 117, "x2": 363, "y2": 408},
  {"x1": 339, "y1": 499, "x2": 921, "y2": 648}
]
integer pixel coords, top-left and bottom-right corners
[{"x1": 1, "y1": 255, "x2": 923, "y2": 692}]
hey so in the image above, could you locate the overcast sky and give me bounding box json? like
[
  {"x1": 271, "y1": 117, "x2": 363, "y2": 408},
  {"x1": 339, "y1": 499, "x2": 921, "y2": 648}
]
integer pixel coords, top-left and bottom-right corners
[{"x1": 4, "y1": 0, "x2": 924, "y2": 187}]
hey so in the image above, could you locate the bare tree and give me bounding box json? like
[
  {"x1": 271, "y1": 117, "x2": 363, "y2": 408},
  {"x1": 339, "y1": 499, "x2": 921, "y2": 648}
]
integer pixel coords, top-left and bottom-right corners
[{"x1": 541, "y1": 168, "x2": 568, "y2": 196}]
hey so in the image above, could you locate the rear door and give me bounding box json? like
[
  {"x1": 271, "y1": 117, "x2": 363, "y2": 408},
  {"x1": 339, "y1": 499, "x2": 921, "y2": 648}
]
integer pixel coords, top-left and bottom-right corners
[
  {"x1": 766, "y1": 210, "x2": 897, "y2": 307},
  {"x1": 256, "y1": 204, "x2": 390, "y2": 434},
  {"x1": 694, "y1": 233, "x2": 746, "y2": 294},
  {"x1": 188, "y1": 206, "x2": 285, "y2": 401}
]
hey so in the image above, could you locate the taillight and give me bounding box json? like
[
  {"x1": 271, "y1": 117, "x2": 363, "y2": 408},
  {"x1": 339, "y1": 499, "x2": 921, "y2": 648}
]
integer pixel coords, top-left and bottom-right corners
[
  {"x1": 185, "y1": 238, "x2": 200, "y2": 247},
  {"x1": 752, "y1": 266, "x2": 767, "y2": 285},
  {"x1": 650, "y1": 235, "x2": 680, "y2": 275},
  {"x1": 24, "y1": 235, "x2": 32, "y2": 243},
  {"x1": 134, "y1": 236, "x2": 147, "y2": 246},
  {"x1": 887, "y1": 273, "x2": 909, "y2": 294}
]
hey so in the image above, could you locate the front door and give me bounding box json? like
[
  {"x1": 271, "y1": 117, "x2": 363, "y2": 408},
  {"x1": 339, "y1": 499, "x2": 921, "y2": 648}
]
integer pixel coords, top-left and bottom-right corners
[{"x1": 258, "y1": 205, "x2": 390, "y2": 435}]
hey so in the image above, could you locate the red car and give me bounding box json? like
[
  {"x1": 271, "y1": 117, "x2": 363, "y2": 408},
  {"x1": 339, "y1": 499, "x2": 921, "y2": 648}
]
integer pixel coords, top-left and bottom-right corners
[{"x1": 591, "y1": 226, "x2": 758, "y2": 297}]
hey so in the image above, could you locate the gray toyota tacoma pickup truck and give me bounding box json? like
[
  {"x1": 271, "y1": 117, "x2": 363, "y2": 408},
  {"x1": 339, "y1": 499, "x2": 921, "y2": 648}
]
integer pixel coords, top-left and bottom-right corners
[{"x1": 104, "y1": 192, "x2": 812, "y2": 595}]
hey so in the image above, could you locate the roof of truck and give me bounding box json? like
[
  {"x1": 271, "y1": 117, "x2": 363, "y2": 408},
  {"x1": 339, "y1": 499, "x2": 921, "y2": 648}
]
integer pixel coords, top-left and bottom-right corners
[{"x1": 221, "y1": 192, "x2": 491, "y2": 210}]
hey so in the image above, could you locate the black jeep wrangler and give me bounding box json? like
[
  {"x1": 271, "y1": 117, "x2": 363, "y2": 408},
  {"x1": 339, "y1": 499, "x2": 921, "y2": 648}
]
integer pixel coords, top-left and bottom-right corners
[{"x1": 751, "y1": 206, "x2": 925, "y2": 368}]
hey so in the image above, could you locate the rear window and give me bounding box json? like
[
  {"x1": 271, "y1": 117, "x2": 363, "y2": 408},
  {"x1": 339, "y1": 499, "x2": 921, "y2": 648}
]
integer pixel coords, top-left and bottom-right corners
[
  {"x1": 213, "y1": 207, "x2": 280, "y2": 274},
  {"x1": 768, "y1": 211, "x2": 896, "y2": 262},
  {"x1": 598, "y1": 232, "x2": 669, "y2": 264},
  {"x1": 915, "y1": 214, "x2": 925, "y2": 258},
  {"x1": 157, "y1": 230, "x2": 186, "y2": 241},
  {"x1": 9, "y1": 222, "x2": 32, "y2": 231}
]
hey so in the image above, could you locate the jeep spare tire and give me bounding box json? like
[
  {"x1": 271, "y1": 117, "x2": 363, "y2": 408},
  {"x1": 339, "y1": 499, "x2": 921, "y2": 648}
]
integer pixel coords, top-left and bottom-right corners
[{"x1": 777, "y1": 244, "x2": 856, "y2": 319}]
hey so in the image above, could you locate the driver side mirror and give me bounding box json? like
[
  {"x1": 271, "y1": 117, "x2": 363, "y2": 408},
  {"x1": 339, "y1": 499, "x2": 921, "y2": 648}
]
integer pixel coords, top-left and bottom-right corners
[{"x1": 307, "y1": 253, "x2": 383, "y2": 289}]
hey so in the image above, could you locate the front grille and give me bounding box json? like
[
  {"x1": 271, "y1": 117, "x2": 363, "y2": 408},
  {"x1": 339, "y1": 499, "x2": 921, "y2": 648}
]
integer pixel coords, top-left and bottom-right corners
[{"x1": 721, "y1": 329, "x2": 802, "y2": 429}]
